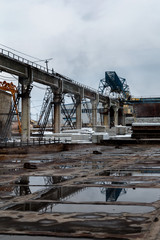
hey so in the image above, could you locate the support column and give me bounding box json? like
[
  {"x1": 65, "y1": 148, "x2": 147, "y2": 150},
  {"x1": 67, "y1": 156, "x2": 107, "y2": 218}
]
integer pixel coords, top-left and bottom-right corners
[
  {"x1": 54, "y1": 93, "x2": 61, "y2": 133},
  {"x1": 20, "y1": 69, "x2": 32, "y2": 142},
  {"x1": 118, "y1": 107, "x2": 125, "y2": 125},
  {"x1": 114, "y1": 107, "x2": 119, "y2": 126},
  {"x1": 103, "y1": 103, "x2": 110, "y2": 128},
  {"x1": 92, "y1": 99, "x2": 97, "y2": 127},
  {"x1": 75, "y1": 95, "x2": 82, "y2": 129},
  {"x1": 21, "y1": 92, "x2": 30, "y2": 141},
  {"x1": 122, "y1": 109, "x2": 125, "y2": 126}
]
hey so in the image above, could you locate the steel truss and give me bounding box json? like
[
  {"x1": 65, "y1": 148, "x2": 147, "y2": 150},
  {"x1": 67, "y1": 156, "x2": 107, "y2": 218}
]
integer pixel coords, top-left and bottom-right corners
[
  {"x1": 37, "y1": 87, "x2": 53, "y2": 136},
  {"x1": 61, "y1": 94, "x2": 79, "y2": 129}
]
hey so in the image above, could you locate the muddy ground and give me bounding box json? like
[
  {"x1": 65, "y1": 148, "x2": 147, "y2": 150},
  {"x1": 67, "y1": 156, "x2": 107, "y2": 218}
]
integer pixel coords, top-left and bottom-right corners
[{"x1": 0, "y1": 143, "x2": 160, "y2": 240}]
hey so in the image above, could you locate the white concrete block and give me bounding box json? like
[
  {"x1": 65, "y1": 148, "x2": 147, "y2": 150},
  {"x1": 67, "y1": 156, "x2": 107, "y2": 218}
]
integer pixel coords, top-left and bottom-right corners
[
  {"x1": 93, "y1": 125, "x2": 106, "y2": 132},
  {"x1": 92, "y1": 133, "x2": 109, "y2": 143},
  {"x1": 71, "y1": 134, "x2": 90, "y2": 141}
]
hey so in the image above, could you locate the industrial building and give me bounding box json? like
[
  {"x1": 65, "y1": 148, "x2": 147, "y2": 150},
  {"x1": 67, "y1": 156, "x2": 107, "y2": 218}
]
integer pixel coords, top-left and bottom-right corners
[
  {"x1": 0, "y1": 48, "x2": 160, "y2": 240},
  {"x1": 0, "y1": 89, "x2": 11, "y2": 138}
]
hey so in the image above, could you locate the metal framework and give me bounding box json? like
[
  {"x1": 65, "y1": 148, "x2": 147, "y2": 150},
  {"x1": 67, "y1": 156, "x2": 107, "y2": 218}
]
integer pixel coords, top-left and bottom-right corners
[
  {"x1": 37, "y1": 87, "x2": 53, "y2": 135},
  {"x1": 61, "y1": 94, "x2": 79, "y2": 129},
  {"x1": 99, "y1": 71, "x2": 130, "y2": 100}
]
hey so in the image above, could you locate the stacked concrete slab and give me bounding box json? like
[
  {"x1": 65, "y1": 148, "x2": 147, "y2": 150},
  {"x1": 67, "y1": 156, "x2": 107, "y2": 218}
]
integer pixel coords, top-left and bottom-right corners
[{"x1": 132, "y1": 123, "x2": 160, "y2": 138}]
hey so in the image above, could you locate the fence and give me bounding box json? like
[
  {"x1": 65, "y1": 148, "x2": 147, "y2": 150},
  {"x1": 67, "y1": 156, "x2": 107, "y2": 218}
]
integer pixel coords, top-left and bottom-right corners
[{"x1": 0, "y1": 137, "x2": 67, "y2": 148}]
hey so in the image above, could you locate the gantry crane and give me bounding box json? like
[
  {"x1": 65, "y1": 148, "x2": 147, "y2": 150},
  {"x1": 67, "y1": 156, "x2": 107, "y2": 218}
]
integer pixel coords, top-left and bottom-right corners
[
  {"x1": 0, "y1": 81, "x2": 21, "y2": 138},
  {"x1": 99, "y1": 71, "x2": 130, "y2": 100}
]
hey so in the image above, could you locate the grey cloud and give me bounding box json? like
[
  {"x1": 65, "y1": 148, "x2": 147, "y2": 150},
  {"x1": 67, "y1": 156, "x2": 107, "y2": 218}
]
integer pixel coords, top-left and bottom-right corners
[{"x1": 1, "y1": 0, "x2": 160, "y2": 103}]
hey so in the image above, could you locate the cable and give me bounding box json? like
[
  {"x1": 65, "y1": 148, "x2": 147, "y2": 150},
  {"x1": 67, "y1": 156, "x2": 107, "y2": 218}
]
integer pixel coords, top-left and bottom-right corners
[
  {"x1": 0, "y1": 43, "x2": 41, "y2": 61},
  {"x1": 31, "y1": 99, "x2": 43, "y2": 102},
  {"x1": 0, "y1": 75, "x2": 17, "y2": 81},
  {"x1": 31, "y1": 104, "x2": 42, "y2": 108},
  {"x1": 11, "y1": 74, "x2": 18, "y2": 80},
  {"x1": 0, "y1": 74, "x2": 14, "y2": 79},
  {"x1": 31, "y1": 101, "x2": 42, "y2": 111}
]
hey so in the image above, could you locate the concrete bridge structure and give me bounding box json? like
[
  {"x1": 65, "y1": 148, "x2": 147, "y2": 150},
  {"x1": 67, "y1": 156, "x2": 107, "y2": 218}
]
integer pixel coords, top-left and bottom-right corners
[{"x1": 0, "y1": 48, "x2": 122, "y2": 141}]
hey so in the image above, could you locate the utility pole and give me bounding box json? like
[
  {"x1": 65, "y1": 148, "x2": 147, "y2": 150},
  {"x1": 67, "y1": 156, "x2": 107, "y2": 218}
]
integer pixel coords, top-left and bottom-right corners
[
  {"x1": 34, "y1": 58, "x2": 53, "y2": 72},
  {"x1": 45, "y1": 58, "x2": 53, "y2": 72}
]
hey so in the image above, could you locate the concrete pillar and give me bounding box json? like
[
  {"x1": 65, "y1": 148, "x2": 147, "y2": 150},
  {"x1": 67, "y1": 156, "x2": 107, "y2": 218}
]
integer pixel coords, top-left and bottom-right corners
[
  {"x1": 20, "y1": 73, "x2": 33, "y2": 142},
  {"x1": 21, "y1": 93, "x2": 30, "y2": 141},
  {"x1": 114, "y1": 107, "x2": 119, "y2": 126},
  {"x1": 92, "y1": 99, "x2": 97, "y2": 127},
  {"x1": 54, "y1": 93, "x2": 61, "y2": 133},
  {"x1": 118, "y1": 107, "x2": 125, "y2": 125},
  {"x1": 75, "y1": 95, "x2": 82, "y2": 129},
  {"x1": 122, "y1": 111, "x2": 125, "y2": 126},
  {"x1": 103, "y1": 103, "x2": 110, "y2": 128}
]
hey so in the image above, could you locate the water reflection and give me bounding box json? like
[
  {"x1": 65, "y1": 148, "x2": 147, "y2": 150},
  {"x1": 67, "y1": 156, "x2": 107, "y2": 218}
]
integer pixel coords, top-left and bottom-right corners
[
  {"x1": 4, "y1": 185, "x2": 159, "y2": 213},
  {"x1": 104, "y1": 188, "x2": 126, "y2": 201},
  {"x1": 5, "y1": 202, "x2": 155, "y2": 214},
  {"x1": 14, "y1": 175, "x2": 75, "y2": 196},
  {"x1": 14, "y1": 177, "x2": 31, "y2": 196},
  {"x1": 2, "y1": 167, "x2": 159, "y2": 215},
  {"x1": 98, "y1": 168, "x2": 160, "y2": 177}
]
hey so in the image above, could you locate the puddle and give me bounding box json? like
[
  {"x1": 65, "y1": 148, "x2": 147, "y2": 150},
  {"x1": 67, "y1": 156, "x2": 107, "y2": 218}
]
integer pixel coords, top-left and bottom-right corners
[
  {"x1": 0, "y1": 175, "x2": 76, "y2": 197},
  {"x1": 52, "y1": 162, "x2": 106, "y2": 171},
  {"x1": 4, "y1": 202, "x2": 155, "y2": 214},
  {"x1": 34, "y1": 186, "x2": 160, "y2": 203},
  {"x1": 34, "y1": 186, "x2": 83, "y2": 201},
  {"x1": 0, "y1": 168, "x2": 21, "y2": 175},
  {"x1": 98, "y1": 169, "x2": 160, "y2": 177},
  {"x1": 132, "y1": 170, "x2": 160, "y2": 177},
  {"x1": 74, "y1": 180, "x2": 153, "y2": 185},
  {"x1": 61, "y1": 187, "x2": 160, "y2": 203},
  {"x1": 80, "y1": 161, "x2": 105, "y2": 170},
  {"x1": 1, "y1": 183, "x2": 158, "y2": 214},
  {"x1": 15, "y1": 175, "x2": 73, "y2": 186},
  {"x1": 15, "y1": 175, "x2": 76, "y2": 195},
  {"x1": 52, "y1": 164, "x2": 80, "y2": 169},
  {"x1": 43, "y1": 203, "x2": 155, "y2": 214},
  {"x1": 0, "y1": 235, "x2": 89, "y2": 240},
  {"x1": 29, "y1": 160, "x2": 53, "y2": 163}
]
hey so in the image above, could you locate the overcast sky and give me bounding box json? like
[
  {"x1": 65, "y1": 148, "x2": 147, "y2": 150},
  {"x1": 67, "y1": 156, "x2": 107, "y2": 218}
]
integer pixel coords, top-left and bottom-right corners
[{"x1": 1, "y1": 0, "x2": 160, "y2": 118}]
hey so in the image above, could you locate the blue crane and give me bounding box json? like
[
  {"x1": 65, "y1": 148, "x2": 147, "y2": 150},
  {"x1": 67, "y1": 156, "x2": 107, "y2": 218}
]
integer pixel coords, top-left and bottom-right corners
[{"x1": 98, "y1": 71, "x2": 130, "y2": 100}]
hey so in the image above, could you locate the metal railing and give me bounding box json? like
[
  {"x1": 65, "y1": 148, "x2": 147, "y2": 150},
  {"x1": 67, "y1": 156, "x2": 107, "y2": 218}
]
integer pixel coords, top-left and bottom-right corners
[
  {"x1": 0, "y1": 48, "x2": 48, "y2": 73},
  {"x1": 0, "y1": 137, "x2": 66, "y2": 148},
  {"x1": 0, "y1": 48, "x2": 100, "y2": 96}
]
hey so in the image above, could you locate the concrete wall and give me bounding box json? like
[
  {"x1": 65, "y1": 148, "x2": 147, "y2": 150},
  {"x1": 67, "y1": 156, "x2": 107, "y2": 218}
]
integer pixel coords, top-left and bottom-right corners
[{"x1": 0, "y1": 90, "x2": 11, "y2": 137}]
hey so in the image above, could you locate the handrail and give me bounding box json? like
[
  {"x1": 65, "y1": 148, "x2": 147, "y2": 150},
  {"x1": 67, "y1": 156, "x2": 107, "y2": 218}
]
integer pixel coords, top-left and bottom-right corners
[
  {"x1": 0, "y1": 48, "x2": 47, "y2": 73},
  {"x1": 0, "y1": 48, "x2": 101, "y2": 96}
]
